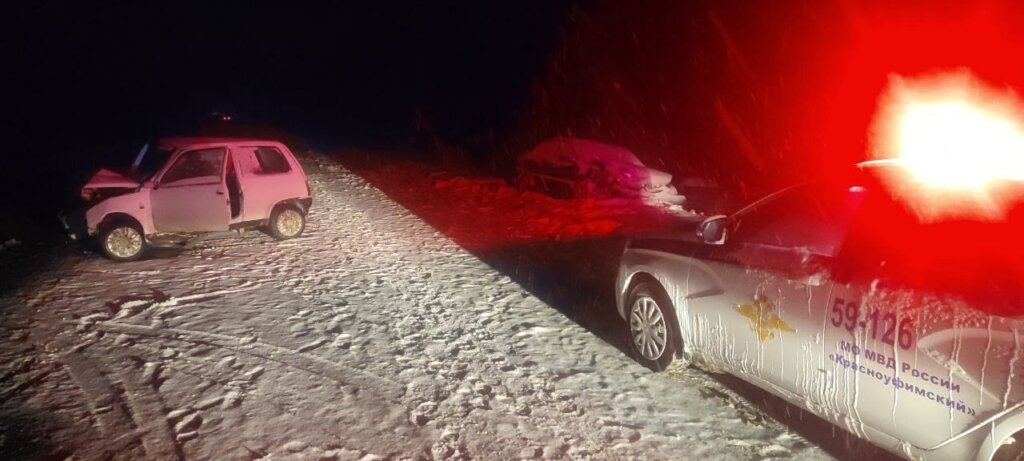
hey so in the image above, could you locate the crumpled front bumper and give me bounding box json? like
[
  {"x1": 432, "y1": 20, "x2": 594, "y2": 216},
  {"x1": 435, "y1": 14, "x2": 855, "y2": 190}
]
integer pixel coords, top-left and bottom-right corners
[{"x1": 58, "y1": 208, "x2": 88, "y2": 241}]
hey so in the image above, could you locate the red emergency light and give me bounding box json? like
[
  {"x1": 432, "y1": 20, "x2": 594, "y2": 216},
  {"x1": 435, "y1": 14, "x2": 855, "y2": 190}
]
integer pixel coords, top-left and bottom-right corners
[{"x1": 869, "y1": 70, "x2": 1024, "y2": 220}]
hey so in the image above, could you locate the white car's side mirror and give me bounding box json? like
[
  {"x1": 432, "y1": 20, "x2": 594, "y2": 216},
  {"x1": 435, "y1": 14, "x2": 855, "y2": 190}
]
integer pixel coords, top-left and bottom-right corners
[{"x1": 697, "y1": 215, "x2": 728, "y2": 245}]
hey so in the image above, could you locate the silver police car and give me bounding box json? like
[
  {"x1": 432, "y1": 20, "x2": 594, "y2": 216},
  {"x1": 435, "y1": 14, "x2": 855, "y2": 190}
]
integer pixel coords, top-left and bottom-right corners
[{"x1": 616, "y1": 162, "x2": 1024, "y2": 460}]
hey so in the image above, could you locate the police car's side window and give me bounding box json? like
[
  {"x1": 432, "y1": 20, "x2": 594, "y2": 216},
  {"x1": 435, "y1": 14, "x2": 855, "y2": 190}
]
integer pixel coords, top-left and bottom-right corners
[
  {"x1": 732, "y1": 192, "x2": 805, "y2": 248},
  {"x1": 733, "y1": 185, "x2": 863, "y2": 257}
]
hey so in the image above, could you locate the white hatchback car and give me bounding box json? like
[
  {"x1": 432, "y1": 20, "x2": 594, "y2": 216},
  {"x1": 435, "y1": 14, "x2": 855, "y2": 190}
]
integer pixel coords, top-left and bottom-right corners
[{"x1": 69, "y1": 137, "x2": 312, "y2": 261}]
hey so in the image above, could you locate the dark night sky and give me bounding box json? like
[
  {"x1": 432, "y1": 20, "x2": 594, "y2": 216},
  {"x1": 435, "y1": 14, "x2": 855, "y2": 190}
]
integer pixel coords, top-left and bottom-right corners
[
  {"x1": 9, "y1": 1, "x2": 1024, "y2": 217},
  {"x1": 0, "y1": 2, "x2": 578, "y2": 215},
  {"x1": 3, "y1": 2, "x2": 576, "y2": 155}
]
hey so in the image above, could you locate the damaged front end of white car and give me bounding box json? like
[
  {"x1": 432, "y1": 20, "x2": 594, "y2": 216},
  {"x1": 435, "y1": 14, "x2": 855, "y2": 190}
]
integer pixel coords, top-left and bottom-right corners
[
  {"x1": 59, "y1": 142, "x2": 168, "y2": 244},
  {"x1": 60, "y1": 168, "x2": 144, "y2": 241},
  {"x1": 516, "y1": 137, "x2": 689, "y2": 210}
]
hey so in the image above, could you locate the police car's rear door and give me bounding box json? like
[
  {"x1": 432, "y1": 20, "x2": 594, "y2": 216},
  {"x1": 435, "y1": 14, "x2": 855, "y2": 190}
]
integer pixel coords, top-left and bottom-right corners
[{"x1": 822, "y1": 191, "x2": 1024, "y2": 450}]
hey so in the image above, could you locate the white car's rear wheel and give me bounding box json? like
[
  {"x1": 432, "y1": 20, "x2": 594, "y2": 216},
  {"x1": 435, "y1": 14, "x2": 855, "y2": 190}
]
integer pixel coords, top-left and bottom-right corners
[
  {"x1": 626, "y1": 280, "x2": 681, "y2": 371},
  {"x1": 267, "y1": 205, "x2": 305, "y2": 240},
  {"x1": 99, "y1": 221, "x2": 146, "y2": 262}
]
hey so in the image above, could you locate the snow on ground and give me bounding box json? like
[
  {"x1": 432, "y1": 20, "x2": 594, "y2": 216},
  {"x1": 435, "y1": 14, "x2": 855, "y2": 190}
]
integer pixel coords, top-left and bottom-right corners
[{"x1": 0, "y1": 153, "x2": 854, "y2": 460}]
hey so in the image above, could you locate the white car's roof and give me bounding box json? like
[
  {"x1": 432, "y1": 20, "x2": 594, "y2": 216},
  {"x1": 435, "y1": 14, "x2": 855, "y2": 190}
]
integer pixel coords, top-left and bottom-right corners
[{"x1": 157, "y1": 137, "x2": 286, "y2": 150}]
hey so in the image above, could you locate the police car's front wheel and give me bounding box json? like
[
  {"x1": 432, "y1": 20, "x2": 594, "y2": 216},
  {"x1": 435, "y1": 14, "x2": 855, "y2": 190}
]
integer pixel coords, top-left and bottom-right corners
[{"x1": 626, "y1": 280, "x2": 682, "y2": 372}]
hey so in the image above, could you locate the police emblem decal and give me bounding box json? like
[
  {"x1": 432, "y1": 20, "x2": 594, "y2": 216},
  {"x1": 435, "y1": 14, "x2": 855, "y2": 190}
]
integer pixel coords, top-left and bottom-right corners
[{"x1": 735, "y1": 297, "x2": 796, "y2": 341}]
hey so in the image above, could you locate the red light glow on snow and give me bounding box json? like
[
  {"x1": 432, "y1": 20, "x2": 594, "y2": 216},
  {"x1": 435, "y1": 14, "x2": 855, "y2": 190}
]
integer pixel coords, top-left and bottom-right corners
[{"x1": 870, "y1": 70, "x2": 1024, "y2": 219}]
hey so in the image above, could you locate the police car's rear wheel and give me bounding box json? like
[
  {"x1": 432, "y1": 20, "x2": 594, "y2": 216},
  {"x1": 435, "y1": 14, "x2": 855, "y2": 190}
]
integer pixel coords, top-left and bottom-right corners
[
  {"x1": 626, "y1": 281, "x2": 681, "y2": 371},
  {"x1": 993, "y1": 430, "x2": 1024, "y2": 461}
]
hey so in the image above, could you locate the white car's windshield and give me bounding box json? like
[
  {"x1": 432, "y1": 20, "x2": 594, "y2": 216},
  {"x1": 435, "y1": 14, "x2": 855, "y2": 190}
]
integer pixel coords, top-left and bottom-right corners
[{"x1": 131, "y1": 143, "x2": 174, "y2": 180}]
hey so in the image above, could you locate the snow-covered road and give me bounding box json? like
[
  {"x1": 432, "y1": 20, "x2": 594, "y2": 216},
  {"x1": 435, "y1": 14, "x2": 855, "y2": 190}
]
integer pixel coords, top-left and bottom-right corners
[{"x1": 1, "y1": 154, "x2": 847, "y2": 460}]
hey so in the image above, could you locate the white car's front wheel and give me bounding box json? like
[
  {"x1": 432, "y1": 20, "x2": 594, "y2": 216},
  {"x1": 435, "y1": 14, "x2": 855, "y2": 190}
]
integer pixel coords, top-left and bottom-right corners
[
  {"x1": 626, "y1": 280, "x2": 681, "y2": 371},
  {"x1": 99, "y1": 221, "x2": 146, "y2": 262}
]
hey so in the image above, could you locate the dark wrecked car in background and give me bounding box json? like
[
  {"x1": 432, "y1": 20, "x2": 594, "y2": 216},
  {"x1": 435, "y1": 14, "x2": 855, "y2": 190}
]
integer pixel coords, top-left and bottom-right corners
[
  {"x1": 615, "y1": 159, "x2": 1024, "y2": 460},
  {"x1": 62, "y1": 137, "x2": 312, "y2": 261},
  {"x1": 516, "y1": 137, "x2": 687, "y2": 209}
]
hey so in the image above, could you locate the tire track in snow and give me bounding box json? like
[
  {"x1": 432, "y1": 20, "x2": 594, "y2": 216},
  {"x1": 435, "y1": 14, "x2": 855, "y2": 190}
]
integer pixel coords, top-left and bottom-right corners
[
  {"x1": 61, "y1": 350, "x2": 136, "y2": 438},
  {"x1": 113, "y1": 361, "x2": 183, "y2": 460},
  {"x1": 92, "y1": 321, "x2": 406, "y2": 402},
  {"x1": 61, "y1": 348, "x2": 182, "y2": 460},
  {"x1": 0, "y1": 362, "x2": 57, "y2": 401}
]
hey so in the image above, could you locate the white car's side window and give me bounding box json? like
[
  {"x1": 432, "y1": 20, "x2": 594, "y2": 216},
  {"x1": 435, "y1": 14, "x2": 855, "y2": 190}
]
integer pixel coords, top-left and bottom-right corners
[
  {"x1": 236, "y1": 146, "x2": 291, "y2": 176},
  {"x1": 160, "y1": 148, "x2": 226, "y2": 186},
  {"x1": 253, "y1": 147, "x2": 291, "y2": 174}
]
